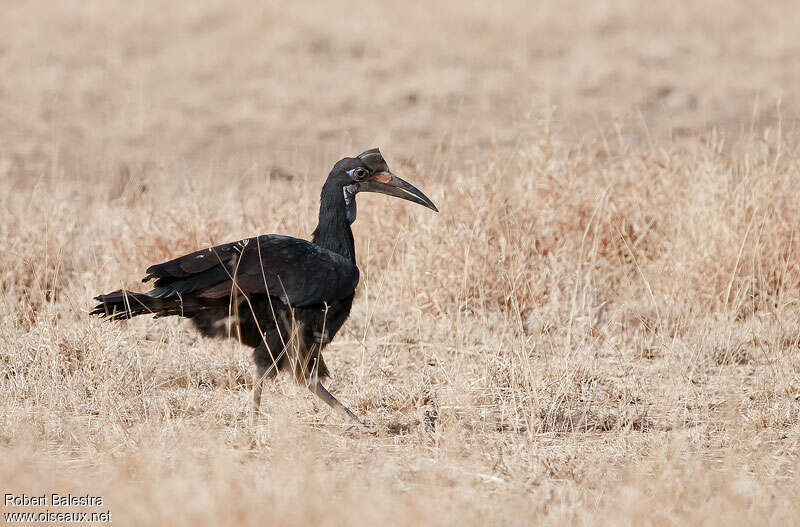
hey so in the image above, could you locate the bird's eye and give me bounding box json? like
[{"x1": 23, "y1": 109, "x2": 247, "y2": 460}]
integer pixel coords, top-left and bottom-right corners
[{"x1": 352, "y1": 168, "x2": 368, "y2": 180}]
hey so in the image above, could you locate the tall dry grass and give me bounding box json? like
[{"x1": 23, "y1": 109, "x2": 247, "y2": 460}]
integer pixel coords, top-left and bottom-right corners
[{"x1": 2, "y1": 0, "x2": 800, "y2": 525}]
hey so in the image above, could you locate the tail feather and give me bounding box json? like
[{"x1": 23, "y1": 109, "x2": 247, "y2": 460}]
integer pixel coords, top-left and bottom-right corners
[{"x1": 90, "y1": 290, "x2": 196, "y2": 320}]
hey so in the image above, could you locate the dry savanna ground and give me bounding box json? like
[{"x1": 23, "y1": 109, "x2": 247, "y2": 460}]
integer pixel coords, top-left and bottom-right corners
[{"x1": 2, "y1": 1, "x2": 800, "y2": 525}]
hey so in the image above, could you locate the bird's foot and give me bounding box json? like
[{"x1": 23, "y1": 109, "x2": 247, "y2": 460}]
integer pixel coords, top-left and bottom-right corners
[{"x1": 307, "y1": 378, "x2": 375, "y2": 433}]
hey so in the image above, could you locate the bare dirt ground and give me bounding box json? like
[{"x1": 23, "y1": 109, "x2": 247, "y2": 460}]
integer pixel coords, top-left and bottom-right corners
[{"x1": 2, "y1": 1, "x2": 800, "y2": 524}]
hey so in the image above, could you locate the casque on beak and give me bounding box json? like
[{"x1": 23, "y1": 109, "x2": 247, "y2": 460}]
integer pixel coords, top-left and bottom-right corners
[{"x1": 358, "y1": 171, "x2": 439, "y2": 212}]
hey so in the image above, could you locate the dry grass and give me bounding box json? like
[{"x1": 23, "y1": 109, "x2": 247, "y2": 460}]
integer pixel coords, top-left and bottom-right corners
[{"x1": 2, "y1": 1, "x2": 800, "y2": 524}]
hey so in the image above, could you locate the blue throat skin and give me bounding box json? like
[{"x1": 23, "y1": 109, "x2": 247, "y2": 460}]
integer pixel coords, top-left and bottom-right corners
[{"x1": 343, "y1": 184, "x2": 358, "y2": 224}]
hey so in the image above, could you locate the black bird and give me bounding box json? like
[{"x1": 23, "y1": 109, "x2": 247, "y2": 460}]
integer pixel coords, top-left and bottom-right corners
[{"x1": 91, "y1": 148, "x2": 438, "y2": 425}]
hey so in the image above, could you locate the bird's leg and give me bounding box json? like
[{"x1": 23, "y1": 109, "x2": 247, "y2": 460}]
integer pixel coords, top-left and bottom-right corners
[
  {"x1": 306, "y1": 376, "x2": 365, "y2": 427},
  {"x1": 253, "y1": 362, "x2": 267, "y2": 412},
  {"x1": 252, "y1": 338, "x2": 283, "y2": 413}
]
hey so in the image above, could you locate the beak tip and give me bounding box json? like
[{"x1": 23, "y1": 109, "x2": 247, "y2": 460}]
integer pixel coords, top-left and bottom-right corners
[{"x1": 366, "y1": 171, "x2": 439, "y2": 214}]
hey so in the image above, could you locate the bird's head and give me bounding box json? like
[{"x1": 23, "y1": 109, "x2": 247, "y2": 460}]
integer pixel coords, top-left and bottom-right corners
[{"x1": 328, "y1": 148, "x2": 438, "y2": 223}]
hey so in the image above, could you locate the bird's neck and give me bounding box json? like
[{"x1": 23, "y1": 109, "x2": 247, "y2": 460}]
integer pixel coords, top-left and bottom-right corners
[{"x1": 311, "y1": 182, "x2": 356, "y2": 263}]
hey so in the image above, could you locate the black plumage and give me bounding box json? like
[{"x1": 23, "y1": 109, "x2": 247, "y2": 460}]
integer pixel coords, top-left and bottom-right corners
[{"x1": 91, "y1": 148, "x2": 437, "y2": 425}]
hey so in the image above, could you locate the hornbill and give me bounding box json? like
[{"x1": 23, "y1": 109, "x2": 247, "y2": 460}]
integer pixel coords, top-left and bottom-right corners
[{"x1": 91, "y1": 149, "x2": 437, "y2": 426}]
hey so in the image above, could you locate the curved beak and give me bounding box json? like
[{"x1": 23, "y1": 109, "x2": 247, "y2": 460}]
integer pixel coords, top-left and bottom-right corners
[{"x1": 358, "y1": 171, "x2": 439, "y2": 212}]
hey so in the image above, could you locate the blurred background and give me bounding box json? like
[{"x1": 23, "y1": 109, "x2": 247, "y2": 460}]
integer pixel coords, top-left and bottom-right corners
[{"x1": 2, "y1": 0, "x2": 798, "y2": 184}]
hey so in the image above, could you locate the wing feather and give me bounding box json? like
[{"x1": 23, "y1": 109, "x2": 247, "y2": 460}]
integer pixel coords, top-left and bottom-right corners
[{"x1": 143, "y1": 235, "x2": 359, "y2": 307}]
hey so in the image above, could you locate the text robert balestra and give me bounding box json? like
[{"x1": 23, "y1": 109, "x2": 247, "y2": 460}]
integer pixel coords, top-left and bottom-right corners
[{"x1": 4, "y1": 493, "x2": 104, "y2": 507}]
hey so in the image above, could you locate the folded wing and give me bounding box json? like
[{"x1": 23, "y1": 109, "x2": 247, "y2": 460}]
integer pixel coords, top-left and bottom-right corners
[{"x1": 142, "y1": 235, "x2": 359, "y2": 307}]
